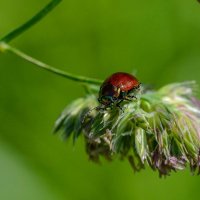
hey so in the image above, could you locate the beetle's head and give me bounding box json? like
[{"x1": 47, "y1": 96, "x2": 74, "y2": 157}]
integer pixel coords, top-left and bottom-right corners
[
  {"x1": 98, "y1": 84, "x2": 119, "y2": 106},
  {"x1": 98, "y1": 95, "x2": 113, "y2": 106}
]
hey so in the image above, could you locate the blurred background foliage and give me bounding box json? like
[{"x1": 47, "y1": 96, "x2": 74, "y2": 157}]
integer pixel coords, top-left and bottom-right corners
[{"x1": 0, "y1": 0, "x2": 200, "y2": 199}]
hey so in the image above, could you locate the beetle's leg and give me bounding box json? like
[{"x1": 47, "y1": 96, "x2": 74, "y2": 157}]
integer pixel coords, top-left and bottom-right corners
[
  {"x1": 125, "y1": 85, "x2": 141, "y2": 101},
  {"x1": 98, "y1": 96, "x2": 102, "y2": 103},
  {"x1": 125, "y1": 95, "x2": 137, "y2": 101},
  {"x1": 110, "y1": 97, "x2": 118, "y2": 110},
  {"x1": 119, "y1": 91, "x2": 134, "y2": 101},
  {"x1": 116, "y1": 100, "x2": 124, "y2": 111}
]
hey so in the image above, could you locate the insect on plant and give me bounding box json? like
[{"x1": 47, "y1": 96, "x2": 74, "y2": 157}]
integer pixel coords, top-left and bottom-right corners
[
  {"x1": 1, "y1": 0, "x2": 200, "y2": 177},
  {"x1": 98, "y1": 72, "x2": 141, "y2": 109}
]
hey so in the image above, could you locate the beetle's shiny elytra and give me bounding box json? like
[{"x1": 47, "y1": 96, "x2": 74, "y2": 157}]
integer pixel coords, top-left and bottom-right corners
[{"x1": 98, "y1": 72, "x2": 141, "y2": 107}]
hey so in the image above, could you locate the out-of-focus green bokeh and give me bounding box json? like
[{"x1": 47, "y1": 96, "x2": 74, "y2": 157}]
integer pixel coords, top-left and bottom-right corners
[{"x1": 1, "y1": 0, "x2": 200, "y2": 199}]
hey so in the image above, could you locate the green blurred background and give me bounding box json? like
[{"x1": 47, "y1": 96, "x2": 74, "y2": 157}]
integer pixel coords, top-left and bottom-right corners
[{"x1": 1, "y1": 0, "x2": 200, "y2": 199}]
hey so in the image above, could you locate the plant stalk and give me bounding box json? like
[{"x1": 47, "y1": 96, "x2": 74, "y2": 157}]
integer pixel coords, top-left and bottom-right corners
[
  {"x1": 0, "y1": 0, "x2": 62, "y2": 43},
  {"x1": 0, "y1": 0, "x2": 103, "y2": 85},
  {"x1": 0, "y1": 43, "x2": 102, "y2": 85}
]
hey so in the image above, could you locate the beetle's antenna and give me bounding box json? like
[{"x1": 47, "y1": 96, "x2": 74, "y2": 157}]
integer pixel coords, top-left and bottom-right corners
[{"x1": 82, "y1": 105, "x2": 104, "y2": 124}]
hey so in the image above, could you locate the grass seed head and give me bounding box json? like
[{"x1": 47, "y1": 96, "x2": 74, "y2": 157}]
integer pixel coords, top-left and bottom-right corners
[{"x1": 54, "y1": 81, "x2": 200, "y2": 177}]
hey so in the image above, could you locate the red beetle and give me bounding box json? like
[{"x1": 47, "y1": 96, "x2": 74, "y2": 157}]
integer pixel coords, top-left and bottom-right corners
[
  {"x1": 82, "y1": 72, "x2": 141, "y2": 123},
  {"x1": 98, "y1": 72, "x2": 141, "y2": 108}
]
